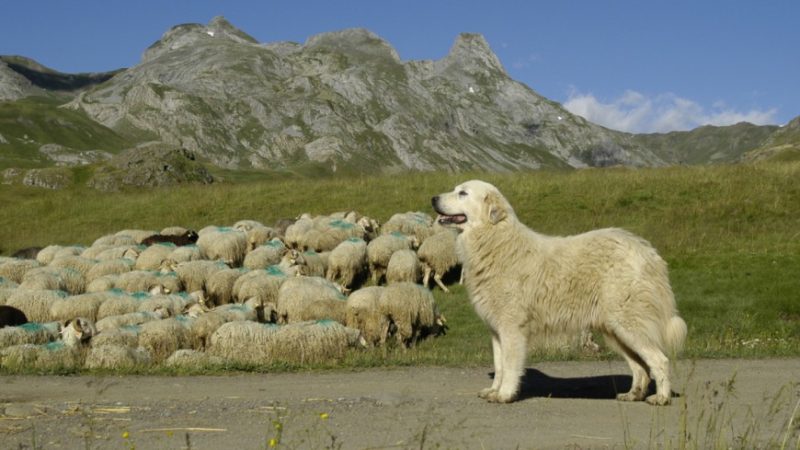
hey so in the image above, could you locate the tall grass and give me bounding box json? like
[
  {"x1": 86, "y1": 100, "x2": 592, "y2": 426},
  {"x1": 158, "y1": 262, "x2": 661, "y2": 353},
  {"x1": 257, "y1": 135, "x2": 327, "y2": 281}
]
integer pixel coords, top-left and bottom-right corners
[{"x1": 1, "y1": 162, "x2": 798, "y2": 363}]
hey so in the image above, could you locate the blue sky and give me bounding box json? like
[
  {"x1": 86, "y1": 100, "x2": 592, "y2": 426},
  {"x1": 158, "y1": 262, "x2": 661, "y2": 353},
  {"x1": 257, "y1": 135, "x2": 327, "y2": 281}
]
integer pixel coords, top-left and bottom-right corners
[{"x1": 1, "y1": 0, "x2": 797, "y2": 133}]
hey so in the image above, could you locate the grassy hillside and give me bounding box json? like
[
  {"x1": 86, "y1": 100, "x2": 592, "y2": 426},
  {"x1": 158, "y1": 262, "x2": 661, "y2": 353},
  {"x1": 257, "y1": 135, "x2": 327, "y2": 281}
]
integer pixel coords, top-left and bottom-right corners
[{"x1": 1, "y1": 162, "x2": 798, "y2": 369}]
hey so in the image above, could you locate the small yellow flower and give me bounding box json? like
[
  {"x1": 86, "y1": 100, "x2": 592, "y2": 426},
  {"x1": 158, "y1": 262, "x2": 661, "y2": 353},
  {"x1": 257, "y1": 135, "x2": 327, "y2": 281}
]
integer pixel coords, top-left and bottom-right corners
[
  {"x1": 319, "y1": 412, "x2": 329, "y2": 420},
  {"x1": 268, "y1": 438, "x2": 279, "y2": 447},
  {"x1": 122, "y1": 431, "x2": 130, "y2": 439},
  {"x1": 273, "y1": 421, "x2": 282, "y2": 431}
]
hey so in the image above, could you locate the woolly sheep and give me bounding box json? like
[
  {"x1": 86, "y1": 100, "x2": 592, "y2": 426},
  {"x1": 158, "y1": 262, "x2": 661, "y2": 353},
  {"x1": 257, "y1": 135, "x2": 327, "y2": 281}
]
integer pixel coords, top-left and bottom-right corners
[
  {"x1": 0, "y1": 276, "x2": 19, "y2": 289},
  {"x1": 196, "y1": 227, "x2": 249, "y2": 267},
  {"x1": 205, "y1": 267, "x2": 248, "y2": 307},
  {"x1": 163, "y1": 259, "x2": 227, "y2": 293},
  {"x1": 0, "y1": 342, "x2": 82, "y2": 371},
  {"x1": 5, "y1": 289, "x2": 67, "y2": 323},
  {"x1": 84, "y1": 344, "x2": 151, "y2": 370},
  {"x1": 85, "y1": 258, "x2": 135, "y2": 283},
  {"x1": 96, "y1": 309, "x2": 168, "y2": 332},
  {"x1": 91, "y1": 325, "x2": 141, "y2": 348},
  {"x1": 208, "y1": 320, "x2": 363, "y2": 365},
  {"x1": 165, "y1": 349, "x2": 223, "y2": 368},
  {"x1": 95, "y1": 290, "x2": 150, "y2": 319},
  {"x1": 187, "y1": 304, "x2": 258, "y2": 350},
  {"x1": 34, "y1": 245, "x2": 85, "y2": 265},
  {"x1": 87, "y1": 244, "x2": 141, "y2": 261},
  {"x1": 87, "y1": 270, "x2": 181, "y2": 294},
  {"x1": 297, "y1": 250, "x2": 326, "y2": 277},
  {"x1": 136, "y1": 293, "x2": 194, "y2": 317},
  {"x1": 160, "y1": 226, "x2": 191, "y2": 236},
  {"x1": 284, "y1": 215, "x2": 313, "y2": 249},
  {"x1": 232, "y1": 266, "x2": 288, "y2": 309},
  {"x1": 137, "y1": 316, "x2": 193, "y2": 362},
  {"x1": 141, "y1": 230, "x2": 199, "y2": 247},
  {"x1": 380, "y1": 212, "x2": 435, "y2": 243},
  {"x1": 276, "y1": 276, "x2": 347, "y2": 324},
  {"x1": 0, "y1": 258, "x2": 41, "y2": 284},
  {"x1": 92, "y1": 234, "x2": 139, "y2": 247},
  {"x1": 58, "y1": 317, "x2": 97, "y2": 347},
  {"x1": 49, "y1": 292, "x2": 111, "y2": 323},
  {"x1": 246, "y1": 225, "x2": 276, "y2": 250},
  {"x1": 379, "y1": 282, "x2": 444, "y2": 348},
  {"x1": 114, "y1": 229, "x2": 158, "y2": 244},
  {"x1": 243, "y1": 239, "x2": 286, "y2": 269},
  {"x1": 0, "y1": 305, "x2": 28, "y2": 328},
  {"x1": 20, "y1": 267, "x2": 85, "y2": 295},
  {"x1": 167, "y1": 244, "x2": 203, "y2": 263},
  {"x1": 386, "y1": 249, "x2": 422, "y2": 284},
  {"x1": 135, "y1": 243, "x2": 177, "y2": 270},
  {"x1": 326, "y1": 238, "x2": 367, "y2": 289},
  {"x1": 300, "y1": 218, "x2": 367, "y2": 252},
  {"x1": 345, "y1": 286, "x2": 388, "y2": 347},
  {"x1": 0, "y1": 322, "x2": 60, "y2": 348},
  {"x1": 417, "y1": 228, "x2": 460, "y2": 293},
  {"x1": 366, "y1": 233, "x2": 416, "y2": 283},
  {"x1": 232, "y1": 219, "x2": 265, "y2": 231}
]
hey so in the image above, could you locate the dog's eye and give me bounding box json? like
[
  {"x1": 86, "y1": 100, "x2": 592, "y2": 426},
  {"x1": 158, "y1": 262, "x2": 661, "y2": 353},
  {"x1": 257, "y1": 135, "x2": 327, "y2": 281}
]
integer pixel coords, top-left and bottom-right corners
[{"x1": 458, "y1": 190, "x2": 467, "y2": 197}]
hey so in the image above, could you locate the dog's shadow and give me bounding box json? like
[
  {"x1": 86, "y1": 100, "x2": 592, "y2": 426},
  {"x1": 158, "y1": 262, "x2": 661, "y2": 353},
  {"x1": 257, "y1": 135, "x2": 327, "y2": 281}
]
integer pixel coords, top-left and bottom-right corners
[{"x1": 490, "y1": 368, "x2": 657, "y2": 401}]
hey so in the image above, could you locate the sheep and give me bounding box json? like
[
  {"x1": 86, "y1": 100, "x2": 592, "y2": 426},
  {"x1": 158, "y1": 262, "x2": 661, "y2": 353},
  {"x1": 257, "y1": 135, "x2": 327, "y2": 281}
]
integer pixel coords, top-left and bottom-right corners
[
  {"x1": 95, "y1": 309, "x2": 168, "y2": 332},
  {"x1": 417, "y1": 228, "x2": 460, "y2": 293},
  {"x1": 380, "y1": 211, "x2": 435, "y2": 243},
  {"x1": 49, "y1": 292, "x2": 111, "y2": 323},
  {"x1": 187, "y1": 304, "x2": 258, "y2": 350},
  {"x1": 246, "y1": 225, "x2": 276, "y2": 250},
  {"x1": 208, "y1": 320, "x2": 363, "y2": 366},
  {"x1": 0, "y1": 276, "x2": 19, "y2": 289},
  {"x1": 138, "y1": 316, "x2": 194, "y2": 362},
  {"x1": 1, "y1": 305, "x2": 28, "y2": 328},
  {"x1": 0, "y1": 322, "x2": 60, "y2": 348},
  {"x1": 386, "y1": 249, "x2": 422, "y2": 284},
  {"x1": 34, "y1": 245, "x2": 85, "y2": 265},
  {"x1": 205, "y1": 267, "x2": 248, "y2": 307},
  {"x1": 326, "y1": 238, "x2": 367, "y2": 290},
  {"x1": 58, "y1": 317, "x2": 97, "y2": 347},
  {"x1": 276, "y1": 276, "x2": 347, "y2": 324},
  {"x1": 84, "y1": 344, "x2": 151, "y2": 370},
  {"x1": 162, "y1": 259, "x2": 227, "y2": 293},
  {"x1": 345, "y1": 286, "x2": 388, "y2": 347},
  {"x1": 5, "y1": 289, "x2": 67, "y2": 323},
  {"x1": 284, "y1": 215, "x2": 313, "y2": 249},
  {"x1": 165, "y1": 349, "x2": 223, "y2": 369},
  {"x1": 243, "y1": 239, "x2": 286, "y2": 269},
  {"x1": 378, "y1": 282, "x2": 445, "y2": 348},
  {"x1": 92, "y1": 233, "x2": 139, "y2": 248},
  {"x1": 141, "y1": 229, "x2": 199, "y2": 247},
  {"x1": 366, "y1": 233, "x2": 416, "y2": 283},
  {"x1": 0, "y1": 341, "x2": 82, "y2": 371},
  {"x1": 232, "y1": 266, "x2": 288, "y2": 310},
  {"x1": 87, "y1": 270, "x2": 181, "y2": 294},
  {"x1": 196, "y1": 227, "x2": 249, "y2": 267},
  {"x1": 91, "y1": 325, "x2": 141, "y2": 348},
  {"x1": 232, "y1": 219, "x2": 265, "y2": 231},
  {"x1": 114, "y1": 229, "x2": 158, "y2": 244},
  {"x1": 85, "y1": 258, "x2": 135, "y2": 283},
  {"x1": 0, "y1": 258, "x2": 41, "y2": 284},
  {"x1": 20, "y1": 267, "x2": 85, "y2": 295},
  {"x1": 92, "y1": 245, "x2": 141, "y2": 261},
  {"x1": 301, "y1": 218, "x2": 367, "y2": 252},
  {"x1": 297, "y1": 250, "x2": 327, "y2": 277},
  {"x1": 12, "y1": 247, "x2": 42, "y2": 259},
  {"x1": 95, "y1": 290, "x2": 150, "y2": 320},
  {"x1": 273, "y1": 218, "x2": 296, "y2": 239},
  {"x1": 136, "y1": 293, "x2": 194, "y2": 317},
  {"x1": 135, "y1": 243, "x2": 177, "y2": 270}
]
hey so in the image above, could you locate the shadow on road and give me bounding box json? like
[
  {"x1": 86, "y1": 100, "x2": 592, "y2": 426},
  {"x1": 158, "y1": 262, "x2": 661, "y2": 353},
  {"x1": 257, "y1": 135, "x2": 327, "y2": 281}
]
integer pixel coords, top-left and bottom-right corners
[{"x1": 489, "y1": 368, "x2": 659, "y2": 401}]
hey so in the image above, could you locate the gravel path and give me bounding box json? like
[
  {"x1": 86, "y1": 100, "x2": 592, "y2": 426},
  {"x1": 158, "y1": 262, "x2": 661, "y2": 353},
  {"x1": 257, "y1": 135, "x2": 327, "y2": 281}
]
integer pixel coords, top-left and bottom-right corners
[{"x1": 2, "y1": 358, "x2": 799, "y2": 449}]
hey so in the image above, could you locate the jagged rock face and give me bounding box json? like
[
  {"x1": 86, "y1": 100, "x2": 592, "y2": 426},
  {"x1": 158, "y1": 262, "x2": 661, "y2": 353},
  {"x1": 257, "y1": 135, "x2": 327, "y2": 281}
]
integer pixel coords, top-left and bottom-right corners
[{"x1": 69, "y1": 17, "x2": 663, "y2": 172}]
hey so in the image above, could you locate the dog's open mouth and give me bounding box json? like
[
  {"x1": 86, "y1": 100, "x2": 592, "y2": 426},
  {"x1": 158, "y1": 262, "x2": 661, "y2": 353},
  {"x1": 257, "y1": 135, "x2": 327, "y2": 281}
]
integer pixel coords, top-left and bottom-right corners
[{"x1": 437, "y1": 214, "x2": 467, "y2": 225}]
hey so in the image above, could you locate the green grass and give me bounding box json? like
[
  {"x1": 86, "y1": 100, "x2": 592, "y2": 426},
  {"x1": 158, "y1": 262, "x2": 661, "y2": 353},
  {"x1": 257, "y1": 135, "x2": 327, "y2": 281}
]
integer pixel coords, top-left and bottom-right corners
[{"x1": 1, "y1": 162, "x2": 798, "y2": 371}]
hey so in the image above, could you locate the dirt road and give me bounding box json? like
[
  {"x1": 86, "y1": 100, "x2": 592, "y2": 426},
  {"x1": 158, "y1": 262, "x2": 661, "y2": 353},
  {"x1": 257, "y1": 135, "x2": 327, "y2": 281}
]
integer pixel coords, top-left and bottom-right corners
[{"x1": 2, "y1": 358, "x2": 799, "y2": 449}]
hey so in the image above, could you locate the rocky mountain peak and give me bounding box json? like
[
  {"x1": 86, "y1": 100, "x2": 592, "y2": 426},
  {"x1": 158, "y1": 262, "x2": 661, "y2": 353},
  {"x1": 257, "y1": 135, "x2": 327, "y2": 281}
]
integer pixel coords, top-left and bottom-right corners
[
  {"x1": 304, "y1": 28, "x2": 401, "y2": 62},
  {"x1": 441, "y1": 33, "x2": 505, "y2": 75},
  {"x1": 142, "y1": 16, "x2": 257, "y2": 63}
]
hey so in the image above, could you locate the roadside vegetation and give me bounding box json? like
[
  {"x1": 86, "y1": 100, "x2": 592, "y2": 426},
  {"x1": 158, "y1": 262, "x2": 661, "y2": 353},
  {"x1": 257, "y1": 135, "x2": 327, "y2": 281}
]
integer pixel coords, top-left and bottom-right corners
[{"x1": 1, "y1": 161, "x2": 798, "y2": 370}]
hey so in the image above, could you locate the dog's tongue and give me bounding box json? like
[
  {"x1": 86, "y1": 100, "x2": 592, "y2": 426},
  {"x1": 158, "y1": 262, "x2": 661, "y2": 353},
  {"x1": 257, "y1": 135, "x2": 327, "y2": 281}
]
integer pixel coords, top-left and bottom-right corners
[{"x1": 437, "y1": 214, "x2": 467, "y2": 225}]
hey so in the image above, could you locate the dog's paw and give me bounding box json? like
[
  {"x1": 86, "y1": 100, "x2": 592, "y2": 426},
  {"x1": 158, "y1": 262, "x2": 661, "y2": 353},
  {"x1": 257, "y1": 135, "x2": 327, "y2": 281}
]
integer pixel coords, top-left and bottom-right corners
[
  {"x1": 478, "y1": 388, "x2": 496, "y2": 399},
  {"x1": 616, "y1": 392, "x2": 644, "y2": 402},
  {"x1": 645, "y1": 394, "x2": 671, "y2": 406},
  {"x1": 486, "y1": 390, "x2": 517, "y2": 403}
]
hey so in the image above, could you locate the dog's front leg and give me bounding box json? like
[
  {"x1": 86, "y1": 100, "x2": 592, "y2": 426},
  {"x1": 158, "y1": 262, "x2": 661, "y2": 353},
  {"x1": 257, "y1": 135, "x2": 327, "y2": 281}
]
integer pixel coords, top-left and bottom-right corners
[
  {"x1": 478, "y1": 332, "x2": 502, "y2": 399},
  {"x1": 485, "y1": 327, "x2": 526, "y2": 403}
]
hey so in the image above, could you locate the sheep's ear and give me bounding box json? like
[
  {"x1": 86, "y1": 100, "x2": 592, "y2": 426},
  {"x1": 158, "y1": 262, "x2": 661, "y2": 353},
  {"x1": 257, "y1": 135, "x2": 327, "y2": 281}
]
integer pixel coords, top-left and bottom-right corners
[{"x1": 484, "y1": 191, "x2": 508, "y2": 225}]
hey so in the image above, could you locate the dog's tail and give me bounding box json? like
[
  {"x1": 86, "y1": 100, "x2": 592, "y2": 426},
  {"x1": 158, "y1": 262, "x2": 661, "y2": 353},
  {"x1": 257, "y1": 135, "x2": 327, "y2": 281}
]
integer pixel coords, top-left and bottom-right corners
[{"x1": 664, "y1": 315, "x2": 687, "y2": 357}]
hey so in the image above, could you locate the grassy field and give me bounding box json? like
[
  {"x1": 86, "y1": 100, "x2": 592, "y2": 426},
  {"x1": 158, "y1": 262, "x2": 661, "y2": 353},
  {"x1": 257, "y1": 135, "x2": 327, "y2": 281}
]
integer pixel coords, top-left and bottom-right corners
[{"x1": 1, "y1": 161, "x2": 799, "y2": 371}]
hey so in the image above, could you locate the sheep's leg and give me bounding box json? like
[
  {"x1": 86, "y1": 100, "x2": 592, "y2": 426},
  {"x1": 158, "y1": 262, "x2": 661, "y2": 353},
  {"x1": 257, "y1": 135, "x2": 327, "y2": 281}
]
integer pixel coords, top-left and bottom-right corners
[
  {"x1": 422, "y1": 265, "x2": 432, "y2": 288},
  {"x1": 433, "y1": 273, "x2": 450, "y2": 293}
]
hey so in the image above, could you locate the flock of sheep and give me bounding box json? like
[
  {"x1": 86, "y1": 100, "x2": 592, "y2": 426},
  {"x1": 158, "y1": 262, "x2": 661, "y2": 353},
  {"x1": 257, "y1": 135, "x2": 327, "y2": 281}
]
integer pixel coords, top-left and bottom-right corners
[{"x1": 0, "y1": 210, "x2": 460, "y2": 371}]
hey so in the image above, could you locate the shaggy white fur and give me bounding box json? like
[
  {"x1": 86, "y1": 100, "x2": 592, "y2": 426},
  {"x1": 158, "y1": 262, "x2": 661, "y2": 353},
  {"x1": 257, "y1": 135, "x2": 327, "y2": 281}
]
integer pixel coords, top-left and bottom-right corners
[{"x1": 433, "y1": 180, "x2": 687, "y2": 405}]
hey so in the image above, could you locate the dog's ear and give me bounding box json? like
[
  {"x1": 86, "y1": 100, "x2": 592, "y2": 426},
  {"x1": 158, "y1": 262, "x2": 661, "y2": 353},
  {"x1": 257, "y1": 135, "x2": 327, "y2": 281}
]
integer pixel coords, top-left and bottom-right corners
[{"x1": 484, "y1": 191, "x2": 508, "y2": 225}]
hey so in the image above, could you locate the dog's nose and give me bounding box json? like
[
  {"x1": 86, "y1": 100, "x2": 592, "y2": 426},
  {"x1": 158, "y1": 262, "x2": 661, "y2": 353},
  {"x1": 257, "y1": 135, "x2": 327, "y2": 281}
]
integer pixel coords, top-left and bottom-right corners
[{"x1": 431, "y1": 196, "x2": 439, "y2": 208}]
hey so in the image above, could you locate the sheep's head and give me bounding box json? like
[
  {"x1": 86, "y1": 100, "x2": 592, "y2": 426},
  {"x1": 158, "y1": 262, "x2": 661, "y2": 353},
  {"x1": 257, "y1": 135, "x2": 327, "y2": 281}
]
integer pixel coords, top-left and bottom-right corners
[
  {"x1": 159, "y1": 258, "x2": 179, "y2": 274},
  {"x1": 60, "y1": 317, "x2": 96, "y2": 347}
]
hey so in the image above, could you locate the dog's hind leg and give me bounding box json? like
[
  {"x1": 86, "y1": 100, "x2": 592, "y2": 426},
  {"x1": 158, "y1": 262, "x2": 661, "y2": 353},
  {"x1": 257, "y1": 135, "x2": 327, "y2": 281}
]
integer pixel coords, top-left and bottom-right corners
[
  {"x1": 604, "y1": 332, "x2": 650, "y2": 402},
  {"x1": 609, "y1": 327, "x2": 672, "y2": 405}
]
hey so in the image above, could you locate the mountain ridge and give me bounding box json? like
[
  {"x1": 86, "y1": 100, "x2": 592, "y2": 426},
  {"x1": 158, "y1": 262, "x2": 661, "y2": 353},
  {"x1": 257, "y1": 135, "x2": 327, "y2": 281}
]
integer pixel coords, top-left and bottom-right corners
[{"x1": 0, "y1": 16, "x2": 795, "y2": 190}]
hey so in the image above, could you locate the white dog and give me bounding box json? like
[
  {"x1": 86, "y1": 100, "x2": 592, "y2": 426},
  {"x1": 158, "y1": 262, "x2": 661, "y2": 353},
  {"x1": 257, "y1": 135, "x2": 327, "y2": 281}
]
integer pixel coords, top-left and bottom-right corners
[{"x1": 432, "y1": 180, "x2": 687, "y2": 405}]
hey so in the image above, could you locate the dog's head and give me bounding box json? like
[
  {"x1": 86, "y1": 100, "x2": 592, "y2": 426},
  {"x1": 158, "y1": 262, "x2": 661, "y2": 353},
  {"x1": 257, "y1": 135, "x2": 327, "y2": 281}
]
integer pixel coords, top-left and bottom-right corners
[{"x1": 431, "y1": 180, "x2": 514, "y2": 231}]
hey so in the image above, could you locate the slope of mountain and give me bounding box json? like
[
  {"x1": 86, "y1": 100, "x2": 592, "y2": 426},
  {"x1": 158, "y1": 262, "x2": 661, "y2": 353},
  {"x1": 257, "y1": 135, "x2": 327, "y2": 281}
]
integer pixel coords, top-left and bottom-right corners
[
  {"x1": 0, "y1": 16, "x2": 796, "y2": 190},
  {"x1": 740, "y1": 116, "x2": 800, "y2": 162}
]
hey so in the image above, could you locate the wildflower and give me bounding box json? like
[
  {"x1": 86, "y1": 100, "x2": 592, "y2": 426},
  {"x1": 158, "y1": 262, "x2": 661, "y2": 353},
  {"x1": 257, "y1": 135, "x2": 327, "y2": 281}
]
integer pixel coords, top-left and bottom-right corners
[
  {"x1": 269, "y1": 438, "x2": 279, "y2": 447},
  {"x1": 319, "y1": 412, "x2": 329, "y2": 420},
  {"x1": 122, "y1": 431, "x2": 130, "y2": 439}
]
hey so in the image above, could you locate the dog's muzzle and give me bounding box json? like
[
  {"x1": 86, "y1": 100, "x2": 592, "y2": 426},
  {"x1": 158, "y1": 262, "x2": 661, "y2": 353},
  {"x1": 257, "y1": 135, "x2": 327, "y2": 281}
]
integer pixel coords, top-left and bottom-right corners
[{"x1": 431, "y1": 196, "x2": 467, "y2": 225}]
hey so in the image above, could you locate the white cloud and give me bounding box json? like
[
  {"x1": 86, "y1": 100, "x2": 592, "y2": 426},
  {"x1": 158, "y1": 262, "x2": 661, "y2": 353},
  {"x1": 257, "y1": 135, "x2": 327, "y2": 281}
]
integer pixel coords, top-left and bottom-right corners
[{"x1": 563, "y1": 89, "x2": 778, "y2": 133}]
